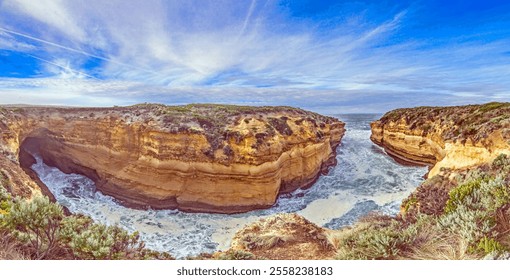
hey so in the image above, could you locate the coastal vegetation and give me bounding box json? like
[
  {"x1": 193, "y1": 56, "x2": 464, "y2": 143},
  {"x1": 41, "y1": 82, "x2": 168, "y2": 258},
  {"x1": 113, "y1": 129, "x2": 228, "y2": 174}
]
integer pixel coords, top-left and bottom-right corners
[
  {"x1": 329, "y1": 154, "x2": 510, "y2": 260},
  {"x1": 378, "y1": 102, "x2": 510, "y2": 143},
  {"x1": 212, "y1": 154, "x2": 510, "y2": 260},
  {"x1": 0, "y1": 182, "x2": 172, "y2": 260},
  {"x1": 129, "y1": 103, "x2": 337, "y2": 151}
]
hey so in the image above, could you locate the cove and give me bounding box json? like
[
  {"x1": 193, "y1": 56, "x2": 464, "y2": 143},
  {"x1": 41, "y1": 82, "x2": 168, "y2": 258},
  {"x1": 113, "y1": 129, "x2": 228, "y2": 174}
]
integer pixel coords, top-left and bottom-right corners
[{"x1": 30, "y1": 114, "x2": 427, "y2": 259}]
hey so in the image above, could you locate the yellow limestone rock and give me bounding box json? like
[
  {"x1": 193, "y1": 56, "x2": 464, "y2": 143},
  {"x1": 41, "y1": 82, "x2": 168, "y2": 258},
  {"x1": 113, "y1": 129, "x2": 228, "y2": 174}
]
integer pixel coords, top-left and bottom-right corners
[
  {"x1": 0, "y1": 104, "x2": 345, "y2": 213},
  {"x1": 370, "y1": 103, "x2": 510, "y2": 178}
]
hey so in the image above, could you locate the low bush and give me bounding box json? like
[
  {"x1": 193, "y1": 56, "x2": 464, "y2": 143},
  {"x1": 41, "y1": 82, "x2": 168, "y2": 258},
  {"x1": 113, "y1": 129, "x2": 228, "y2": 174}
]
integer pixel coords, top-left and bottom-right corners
[
  {"x1": 336, "y1": 216, "x2": 418, "y2": 260},
  {"x1": 475, "y1": 237, "x2": 505, "y2": 255},
  {"x1": 0, "y1": 184, "x2": 172, "y2": 260},
  {"x1": 5, "y1": 196, "x2": 63, "y2": 259},
  {"x1": 334, "y1": 155, "x2": 510, "y2": 259}
]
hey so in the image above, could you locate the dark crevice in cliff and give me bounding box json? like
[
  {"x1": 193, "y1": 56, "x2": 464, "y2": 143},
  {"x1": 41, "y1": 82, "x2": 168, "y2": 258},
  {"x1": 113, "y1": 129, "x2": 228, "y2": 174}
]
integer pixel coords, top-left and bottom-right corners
[{"x1": 19, "y1": 132, "x2": 96, "y2": 216}]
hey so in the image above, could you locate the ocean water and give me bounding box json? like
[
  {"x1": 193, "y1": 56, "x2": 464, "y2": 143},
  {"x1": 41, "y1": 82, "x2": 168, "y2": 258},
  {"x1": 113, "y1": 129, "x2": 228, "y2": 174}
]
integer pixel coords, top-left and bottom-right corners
[{"x1": 30, "y1": 114, "x2": 427, "y2": 259}]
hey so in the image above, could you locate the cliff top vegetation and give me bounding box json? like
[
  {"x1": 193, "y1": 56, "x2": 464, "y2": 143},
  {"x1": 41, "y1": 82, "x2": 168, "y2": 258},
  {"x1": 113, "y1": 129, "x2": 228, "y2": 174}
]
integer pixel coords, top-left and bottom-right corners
[
  {"x1": 0, "y1": 103, "x2": 342, "y2": 160},
  {"x1": 377, "y1": 102, "x2": 510, "y2": 144}
]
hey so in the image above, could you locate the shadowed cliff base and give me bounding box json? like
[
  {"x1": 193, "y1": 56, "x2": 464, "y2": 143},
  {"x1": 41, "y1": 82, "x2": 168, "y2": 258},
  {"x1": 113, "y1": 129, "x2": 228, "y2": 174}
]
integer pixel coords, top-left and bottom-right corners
[{"x1": 0, "y1": 104, "x2": 345, "y2": 213}]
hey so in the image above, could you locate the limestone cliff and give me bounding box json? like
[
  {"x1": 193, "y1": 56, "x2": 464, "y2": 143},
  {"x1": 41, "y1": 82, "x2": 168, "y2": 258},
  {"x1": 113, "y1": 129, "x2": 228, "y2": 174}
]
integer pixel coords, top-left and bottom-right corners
[
  {"x1": 370, "y1": 102, "x2": 510, "y2": 177},
  {"x1": 0, "y1": 104, "x2": 344, "y2": 213}
]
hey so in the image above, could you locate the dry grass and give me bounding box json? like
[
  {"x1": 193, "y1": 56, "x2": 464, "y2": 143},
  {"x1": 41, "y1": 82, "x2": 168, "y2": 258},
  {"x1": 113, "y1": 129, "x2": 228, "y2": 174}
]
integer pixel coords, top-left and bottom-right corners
[
  {"x1": 0, "y1": 231, "x2": 28, "y2": 260},
  {"x1": 331, "y1": 218, "x2": 478, "y2": 260},
  {"x1": 331, "y1": 155, "x2": 510, "y2": 260},
  {"x1": 240, "y1": 233, "x2": 295, "y2": 250},
  {"x1": 495, "y1": 205, "x2": 510, "y2": 248},
  {"x1": 398, "y1": 229, "x2": 475, "y2": 260}
]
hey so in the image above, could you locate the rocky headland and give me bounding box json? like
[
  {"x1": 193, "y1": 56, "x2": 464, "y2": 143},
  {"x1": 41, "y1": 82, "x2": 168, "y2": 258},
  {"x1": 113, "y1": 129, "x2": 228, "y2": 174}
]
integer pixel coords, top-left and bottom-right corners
[
  {"x1": 370, "y1": 102, "x2": 510, "y2": 177},
  {"x1": 0, "y1": 104, "x2": 344, "y2": 213}
]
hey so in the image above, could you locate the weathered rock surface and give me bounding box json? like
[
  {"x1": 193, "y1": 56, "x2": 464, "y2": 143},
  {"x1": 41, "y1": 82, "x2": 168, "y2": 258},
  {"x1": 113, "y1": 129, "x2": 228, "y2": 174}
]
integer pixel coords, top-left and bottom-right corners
[
  {"x1": 0, "y1": 104, "x2": 344, "y2": 213},
  {"x1": 226, "y1": 213, "x2": 336, "y2": 260},
  {"x1": 370, "y1": 102, "x2": 510, "y2": 177}
]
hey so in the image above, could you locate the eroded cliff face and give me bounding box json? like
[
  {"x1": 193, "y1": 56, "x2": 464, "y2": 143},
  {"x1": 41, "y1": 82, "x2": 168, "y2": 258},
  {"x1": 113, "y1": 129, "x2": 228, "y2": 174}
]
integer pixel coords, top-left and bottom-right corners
[
  {"x1": 0, "y1": 104, "x2": 344, "y2": 213},
  {"x1": 370, "y1": 103, "x2": 510, "y2": 177}
]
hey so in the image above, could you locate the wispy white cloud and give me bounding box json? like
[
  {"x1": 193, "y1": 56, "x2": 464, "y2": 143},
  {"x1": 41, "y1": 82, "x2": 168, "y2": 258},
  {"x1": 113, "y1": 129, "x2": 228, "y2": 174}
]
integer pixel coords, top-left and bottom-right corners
[
  {"x1": 0, "y1": 1, "x2": 509, "y2": 111},
  {"x1": 0, "y1": 30, "x2": 35, "y2": 51},
  {"x1": 0, "y1": 0, "x2": 410, "y2": 87},
  {"x1": 2, "y1": 0, "x2": 87, "y2": 42}
]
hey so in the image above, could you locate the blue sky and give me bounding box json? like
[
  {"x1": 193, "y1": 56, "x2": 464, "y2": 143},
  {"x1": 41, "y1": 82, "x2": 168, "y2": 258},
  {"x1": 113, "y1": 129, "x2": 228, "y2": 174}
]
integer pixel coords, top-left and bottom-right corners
[{"x1": 0, "y1": 0, "x2": 509, "y2": 113}]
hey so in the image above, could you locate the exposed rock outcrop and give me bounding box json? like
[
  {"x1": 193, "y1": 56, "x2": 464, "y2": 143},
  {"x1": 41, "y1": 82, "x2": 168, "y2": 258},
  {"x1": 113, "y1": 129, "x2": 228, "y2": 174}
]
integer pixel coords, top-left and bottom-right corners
[
  {"x1": 226, "y1": 213, "x2": 336, "y2": 260},
  {"x1": 0, "y1": 104, "x2": 344, "y2": 213},
  {"x1": 370, "y1": 102, "x2": 510, "y2": 177}
]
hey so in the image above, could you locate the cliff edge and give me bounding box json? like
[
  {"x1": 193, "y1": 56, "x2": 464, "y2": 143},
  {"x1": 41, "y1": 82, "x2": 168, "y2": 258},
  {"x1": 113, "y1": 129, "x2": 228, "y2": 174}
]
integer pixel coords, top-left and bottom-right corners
[
  {"x1": 370, "y1": 102, "x2": 510, "y2": 177},
  {"x1": 0, "y1": 104, "x2": 344, "y2": 213}
]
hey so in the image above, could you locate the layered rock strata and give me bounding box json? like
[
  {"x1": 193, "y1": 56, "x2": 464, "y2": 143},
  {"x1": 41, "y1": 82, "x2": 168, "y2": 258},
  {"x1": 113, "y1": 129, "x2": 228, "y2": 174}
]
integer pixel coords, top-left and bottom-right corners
[
  {"x1": 371, "y1": 102, "x2": 510, "y2": 177},
  {"x1": 0, "y1": 104, "x2": 344, "y2": 213}
]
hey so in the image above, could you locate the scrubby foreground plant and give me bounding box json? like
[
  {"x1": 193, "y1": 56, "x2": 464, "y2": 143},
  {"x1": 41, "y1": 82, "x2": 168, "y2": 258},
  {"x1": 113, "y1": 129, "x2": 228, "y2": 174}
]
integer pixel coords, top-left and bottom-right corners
[
  {"x1": 332, "y1": 154, "x2": 510, "y2": 260},
  {"x1": 0, "y1": 183, "x2": 172, "y2": 260}
]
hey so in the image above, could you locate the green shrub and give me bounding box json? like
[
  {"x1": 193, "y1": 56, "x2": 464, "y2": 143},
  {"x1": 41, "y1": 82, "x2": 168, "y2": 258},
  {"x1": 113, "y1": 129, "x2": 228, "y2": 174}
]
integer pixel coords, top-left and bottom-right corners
[
  {"x1": 438, "y1": 205, "x2": 491, "y2": 245},
  {"x1": 439, "y1": 171, "x2": 510, "y2": 253},
  {"x1": 444, "y1": 179, "x2": 486, "y2": 214},
  {"x1": 5, "y1": 196, "x2": 64, "y2": 259},
  {"x1": 0, "y1": 195, "x2": 8, "y2": 206},
  {"x1": 492, "y1": 153, "x2": 510, "y2": 170},
  {"x1": 60, "y1": 215, "x2": 172, "y2": 260},
  {"x1": 477, "y1": 102, "x2": 509, "y2": 113},
  {"x1": 475, "y1": 237, "x2": 505, "y2": 255},
  {"x1": 62, "y1": 216, "x2": 144, "y2": 260},
  {"x1": 476, "y1": 176, "x2": 510, "y2": 211},
  {"x1": 0, "y1": 185, "x2": 11, "y2": 224},
  {"x1": 0, "y1": 184, "x2": 10, "y2": 205},
  {"x1": 0, "y1": 170, "x2": 11, "y2": 190},
  {"x1": 0, "y1": 191, "x2": 172, "y2": 259},
  {"x1": 402, "y1": 196, "x2": 418, "y2": 214}
]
